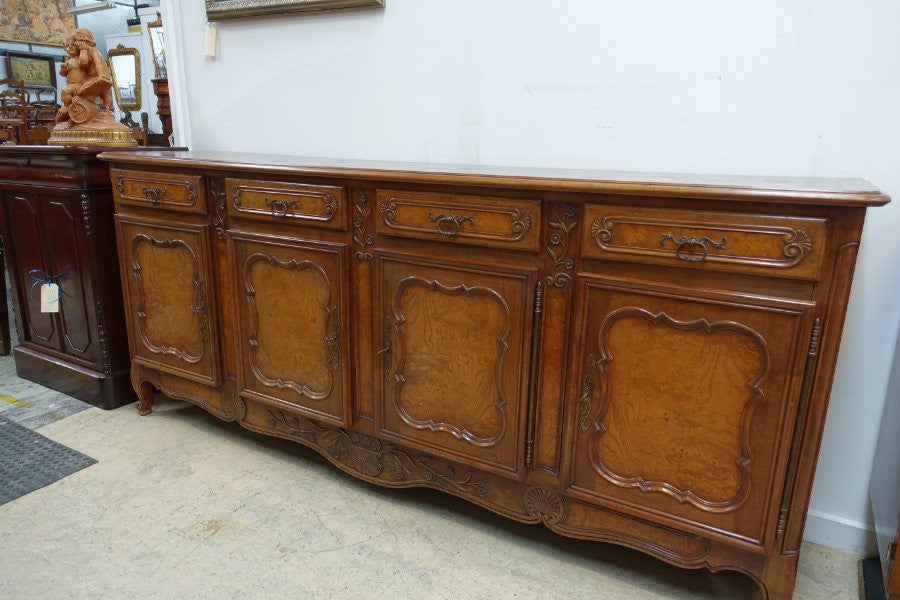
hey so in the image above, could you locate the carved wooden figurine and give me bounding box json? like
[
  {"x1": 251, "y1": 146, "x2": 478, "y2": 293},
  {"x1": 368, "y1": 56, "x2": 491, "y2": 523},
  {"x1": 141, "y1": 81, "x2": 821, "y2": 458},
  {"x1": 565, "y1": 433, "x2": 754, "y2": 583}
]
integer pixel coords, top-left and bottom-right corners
[{"x1": 49, "y1": 29, "x2": 136, "y2": 147}]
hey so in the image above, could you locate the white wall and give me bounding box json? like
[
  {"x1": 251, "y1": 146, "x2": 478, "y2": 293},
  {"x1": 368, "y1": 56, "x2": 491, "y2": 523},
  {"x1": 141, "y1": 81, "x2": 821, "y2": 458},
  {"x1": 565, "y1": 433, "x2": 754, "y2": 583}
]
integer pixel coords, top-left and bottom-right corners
[{"x1": 166, "y1": 0, "x2": 900, "y2": 555}]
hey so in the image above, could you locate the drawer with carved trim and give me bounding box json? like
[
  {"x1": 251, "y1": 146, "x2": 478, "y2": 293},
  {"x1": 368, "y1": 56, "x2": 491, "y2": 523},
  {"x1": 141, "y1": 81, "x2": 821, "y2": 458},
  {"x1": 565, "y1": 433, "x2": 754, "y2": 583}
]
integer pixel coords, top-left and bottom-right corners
[
  {"x1": 112, "y1": 168, "x2": 206, "y2": 214},
  {"x1": 375, "y1": 190, "x2": 539, "y2": 251},
  {"x1": 581, "y1": 205, "x2": 827, "y2": 279},
  {"x1": 225, "y1": 178, "x2": 346, "y2": 230}
]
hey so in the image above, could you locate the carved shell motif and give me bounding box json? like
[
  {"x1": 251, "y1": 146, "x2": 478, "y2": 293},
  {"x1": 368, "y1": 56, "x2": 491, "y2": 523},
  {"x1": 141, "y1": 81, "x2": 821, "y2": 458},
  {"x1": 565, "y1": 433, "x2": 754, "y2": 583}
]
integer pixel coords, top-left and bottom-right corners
[
  {"x1": 323, "y1": 194, "x2": 338, "y2": 217},
  {"x1": 590, "y1": 216, "x2": 614, "y2": 245},
  {"x1": 510, "y1": 208, "x2": 532, "y2": 240},
  {"x1": 524, "y1": 487, "x2": 566, "y2": 525},
  {"x1": 782, "y1": 229, "x2": 811, "y2": 260}
]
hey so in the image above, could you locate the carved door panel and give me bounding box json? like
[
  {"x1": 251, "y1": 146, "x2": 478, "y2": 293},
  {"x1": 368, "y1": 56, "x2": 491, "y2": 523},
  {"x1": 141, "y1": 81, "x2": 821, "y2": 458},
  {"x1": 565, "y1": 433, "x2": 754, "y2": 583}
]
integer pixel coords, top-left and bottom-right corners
[
  {"x1": 568, "y1": 277, "x2": 816, "y2": 545},
  {"x1": 116, "y1": 217, "x2": 219, "y2": 386},
  {"x1": 376, "y1": 254, "x2": 533, "y2": 477},
  {"x1": 42, "y1": 195, "x2": 97, "y2": 363},
  {"x1": 230, "y1": 233, "x2": 348, "y2": 426},
  {"x1": 5, "y1": 192, "x2": 61, "y2": 352}
]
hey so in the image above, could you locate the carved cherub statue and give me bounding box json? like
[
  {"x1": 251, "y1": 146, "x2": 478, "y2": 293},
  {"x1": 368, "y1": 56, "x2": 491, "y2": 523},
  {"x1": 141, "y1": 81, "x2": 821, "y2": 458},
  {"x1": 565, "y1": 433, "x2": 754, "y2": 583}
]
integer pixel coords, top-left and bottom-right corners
[
  {"x1": 58, "y1": 36, "x2": 86, "y2": 119},
  {"x1": 56, "y1": 29, "x2": 113, "y2": 124},
  {"x1": 50, "y1": 27, "x2": 136, "y2": 146}
]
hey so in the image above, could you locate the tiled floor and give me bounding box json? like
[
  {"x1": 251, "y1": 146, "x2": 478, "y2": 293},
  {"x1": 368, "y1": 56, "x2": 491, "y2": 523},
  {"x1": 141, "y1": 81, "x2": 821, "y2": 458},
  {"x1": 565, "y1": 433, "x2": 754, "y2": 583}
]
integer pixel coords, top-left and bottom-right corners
[{"x1": 0, "y1": 354, "x2": 92, "y2": 430}]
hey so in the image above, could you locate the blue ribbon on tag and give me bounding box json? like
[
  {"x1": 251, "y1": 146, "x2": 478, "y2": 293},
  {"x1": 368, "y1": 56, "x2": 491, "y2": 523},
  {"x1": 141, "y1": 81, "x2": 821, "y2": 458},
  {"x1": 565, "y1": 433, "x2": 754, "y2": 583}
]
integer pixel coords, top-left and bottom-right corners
[{"x1": 28, "y1": 269, "x2": 68, "y2": 303}]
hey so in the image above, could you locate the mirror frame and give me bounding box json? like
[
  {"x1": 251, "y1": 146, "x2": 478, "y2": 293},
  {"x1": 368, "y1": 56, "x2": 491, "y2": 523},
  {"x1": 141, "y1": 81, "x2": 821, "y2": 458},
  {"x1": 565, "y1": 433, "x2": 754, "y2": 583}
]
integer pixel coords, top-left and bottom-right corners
[
  {"x1": 147, "y1": 13, "x2": 166, "y2": 79},
  {"x1": 107, "y1": 44, "x2": 142, "y2": 111}
]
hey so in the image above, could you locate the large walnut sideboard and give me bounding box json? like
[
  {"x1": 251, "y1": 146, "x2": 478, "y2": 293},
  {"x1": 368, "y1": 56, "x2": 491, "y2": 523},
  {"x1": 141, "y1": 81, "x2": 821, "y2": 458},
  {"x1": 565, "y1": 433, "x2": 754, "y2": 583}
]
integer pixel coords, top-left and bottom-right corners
[{"x1": 99, "y1": 150, "x2": 888, "y2": 599}]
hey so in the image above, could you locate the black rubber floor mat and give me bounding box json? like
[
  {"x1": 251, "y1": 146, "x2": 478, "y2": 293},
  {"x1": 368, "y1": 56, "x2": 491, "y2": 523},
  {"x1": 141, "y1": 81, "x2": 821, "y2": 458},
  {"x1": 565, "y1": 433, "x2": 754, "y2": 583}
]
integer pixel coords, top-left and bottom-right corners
[{"x1": 0, "y1": 414, "x2": 96, "y2": 505}]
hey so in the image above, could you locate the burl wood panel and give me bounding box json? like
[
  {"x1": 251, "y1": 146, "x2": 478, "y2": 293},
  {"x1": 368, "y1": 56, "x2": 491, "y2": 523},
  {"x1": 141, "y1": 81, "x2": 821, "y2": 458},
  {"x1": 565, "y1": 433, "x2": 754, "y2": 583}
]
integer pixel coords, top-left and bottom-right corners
[
  {"x1": 112, "y1": 168, "x2": 206, "y2": 214},
  {"x1": 231, "y1": 233, "x2": 348, "y2": 426},
  {"x1": 569, "y1": 277, "x2": 815, "y2": 543},
  {"x1": 116, "y1": 217, "x2": 219, "y2": 386},
  {"x1": 583, "y1": 205, "x2": 827, "y2": 279},
  {"x1": 377, "y1": 254, "x2": 532, "y2": 476},
  {"x1": 226, "y1": 178, "x2": 345, "y2": 230},
  {"x1": 376, "y1": 189, "x2": 539, "y2": 251}
]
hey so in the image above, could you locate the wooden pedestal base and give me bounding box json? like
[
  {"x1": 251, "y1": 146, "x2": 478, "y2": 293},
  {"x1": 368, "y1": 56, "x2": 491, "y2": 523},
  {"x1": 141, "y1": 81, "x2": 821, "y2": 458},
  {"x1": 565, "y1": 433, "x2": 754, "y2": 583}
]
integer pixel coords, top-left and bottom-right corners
[{"x1": 14, "y1": 345, "x2": 134, "y2": 410}]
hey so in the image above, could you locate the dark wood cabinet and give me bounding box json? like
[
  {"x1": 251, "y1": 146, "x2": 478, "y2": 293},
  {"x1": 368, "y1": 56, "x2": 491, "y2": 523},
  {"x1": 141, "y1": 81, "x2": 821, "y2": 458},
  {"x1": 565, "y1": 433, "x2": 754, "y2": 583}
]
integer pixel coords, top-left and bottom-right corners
[
  {"x1": 99, "y1": 149, "x2": 888, "y2": 599},
  {"x1": 0, "y1": 146, "x2": 180, "y2": 409}
]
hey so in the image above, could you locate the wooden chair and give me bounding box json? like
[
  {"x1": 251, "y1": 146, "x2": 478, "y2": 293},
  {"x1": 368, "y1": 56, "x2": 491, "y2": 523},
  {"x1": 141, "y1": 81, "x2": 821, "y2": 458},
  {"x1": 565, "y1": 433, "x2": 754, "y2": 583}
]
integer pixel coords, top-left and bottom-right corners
[
  {"x1": 27, "y1": 86, "x2": 59, "y2": 129},
  {"x1": 131, "y1": 127, "x2": 149, "y2": 146},
  {"x1": 0, "y1": 78, "x2": 27, "y2": 144}
]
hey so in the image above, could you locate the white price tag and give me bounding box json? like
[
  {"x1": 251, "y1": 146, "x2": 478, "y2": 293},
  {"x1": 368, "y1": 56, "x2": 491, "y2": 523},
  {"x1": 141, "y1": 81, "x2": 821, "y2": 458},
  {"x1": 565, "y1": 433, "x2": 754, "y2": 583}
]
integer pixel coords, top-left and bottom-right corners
[
  {"x1": 40, "y1": 283, "x2": 60, "y2": 313},
  {"x1": 205, "y1": 23, "x2": 218, "y2": 58}
]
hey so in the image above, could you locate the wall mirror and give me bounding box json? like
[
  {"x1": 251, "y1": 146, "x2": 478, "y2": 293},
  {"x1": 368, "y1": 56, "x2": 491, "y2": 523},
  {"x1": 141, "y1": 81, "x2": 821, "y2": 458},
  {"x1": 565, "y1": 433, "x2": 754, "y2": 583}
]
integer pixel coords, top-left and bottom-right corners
[
  {"x1": 107, "y1": 44, "x2": 142, "y2": 111},
  {"x1": 147, "y1": 13, "x2": 167, "y2": 78}
]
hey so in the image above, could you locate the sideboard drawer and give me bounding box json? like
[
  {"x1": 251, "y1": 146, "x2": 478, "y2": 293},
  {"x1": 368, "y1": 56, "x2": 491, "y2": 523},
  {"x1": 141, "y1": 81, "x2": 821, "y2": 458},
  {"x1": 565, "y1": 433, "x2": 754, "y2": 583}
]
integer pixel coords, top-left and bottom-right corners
[
  {"x1": 226, "y1": 178, "x2": 345, "y2": 230},
  {"x1": 112, "y1": 168, "x2": 206, "y2": 214},
  {"x1": 376, "y1": 190, "x2": 539, "y2": 251},
  {"x1": 582, "y1": 205, "x2": 827, "y2": 279}
]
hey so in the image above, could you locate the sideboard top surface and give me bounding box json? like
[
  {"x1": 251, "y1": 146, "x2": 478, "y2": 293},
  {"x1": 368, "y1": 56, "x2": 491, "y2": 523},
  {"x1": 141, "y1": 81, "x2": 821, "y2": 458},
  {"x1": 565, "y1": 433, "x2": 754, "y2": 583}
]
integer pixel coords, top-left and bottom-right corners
[{"x1": 98, "y1": 150, "x2": 889, "y2": 207}]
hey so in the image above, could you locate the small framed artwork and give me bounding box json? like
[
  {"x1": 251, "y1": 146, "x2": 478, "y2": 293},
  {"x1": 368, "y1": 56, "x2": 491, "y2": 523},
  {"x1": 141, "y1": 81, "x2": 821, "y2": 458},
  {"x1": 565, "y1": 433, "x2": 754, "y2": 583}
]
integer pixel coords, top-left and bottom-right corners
[
  {"x1": 206, "y1": 0, "x2": 385, "y2": 20},
  {"x1": 4, "y1": 51, "x2": 58, "y2": 88}
]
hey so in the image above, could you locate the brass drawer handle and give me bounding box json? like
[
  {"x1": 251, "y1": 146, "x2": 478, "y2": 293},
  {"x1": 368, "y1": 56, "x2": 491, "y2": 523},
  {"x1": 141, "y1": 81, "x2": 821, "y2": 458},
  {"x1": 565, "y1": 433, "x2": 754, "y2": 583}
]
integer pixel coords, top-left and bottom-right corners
[
  {"x1": 428, "y1": 212, "x2": 475, "y2": 237},
  {"x1": 141, "y1": 186, "x2": 165, "y2": 204},
  {"x1": 660, "y1": 234, "x2": 727, "y2": 263},
  {"x1": 264, "y1": 198, "x2": 299, "y2": 218}
]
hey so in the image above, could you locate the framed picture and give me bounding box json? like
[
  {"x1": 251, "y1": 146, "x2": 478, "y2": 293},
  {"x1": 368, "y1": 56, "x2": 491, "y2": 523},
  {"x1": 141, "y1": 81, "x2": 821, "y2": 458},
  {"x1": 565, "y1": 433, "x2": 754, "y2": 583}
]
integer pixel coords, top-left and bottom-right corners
[
  {"x1": 0, "y1": 0, "x2": 76, "y2": 46},
  {"x1": 4, "y1": 51, "x2": 58, "y2": 88},
  {"x1": 205, "y1": 0, "x2": 385, "y2": 20}
]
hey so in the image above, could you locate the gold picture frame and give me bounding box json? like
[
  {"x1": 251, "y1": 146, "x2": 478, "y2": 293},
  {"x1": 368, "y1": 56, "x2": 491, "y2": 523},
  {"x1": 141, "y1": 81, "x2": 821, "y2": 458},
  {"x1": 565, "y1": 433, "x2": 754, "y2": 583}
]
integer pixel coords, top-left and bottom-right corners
[
  {"x1": 0, "y1": 0, "x2": 76, "y2": 46},
  {"x1": 107, "y1": 44, "x2": 142, "y2": 111},
  {"x1": 205, "y1": 0, "x2": 385, "y2": 20}
]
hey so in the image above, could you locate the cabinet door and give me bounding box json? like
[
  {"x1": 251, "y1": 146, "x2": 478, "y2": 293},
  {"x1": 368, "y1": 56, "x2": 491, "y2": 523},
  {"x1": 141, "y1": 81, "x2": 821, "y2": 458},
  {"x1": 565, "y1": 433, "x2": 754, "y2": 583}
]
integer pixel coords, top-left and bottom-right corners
[
  {"x1": 42, "y1": 195, "x2": 97, "y2": 364},
  {"x1": 230, "y1": 232, "x2": 348, "y2": 426},
  {"x1": 568, "y1": 277, "x2": 816, "y2": 545},
  {"x1": 376, "y1": 254, "x2": 533, "y2": 477},
  {"x1": 5, "y1": 192, "x2": 61, "y2": 352},
  {"x1": 116, "y1": 217, "x2": 220, "y2": 386}
]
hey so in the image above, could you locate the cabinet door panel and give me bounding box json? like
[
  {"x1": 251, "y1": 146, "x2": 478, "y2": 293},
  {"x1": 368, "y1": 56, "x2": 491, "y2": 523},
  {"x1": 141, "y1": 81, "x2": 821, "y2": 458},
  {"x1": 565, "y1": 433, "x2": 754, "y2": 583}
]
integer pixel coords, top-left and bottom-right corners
[
  {"x1": 7, "y1": 192, "x2": 60, "y2": 351},
  {"x1": 568, "y1": 277, "x2": 815, "y2": 544},
  {"x1": 377, "y1": 254, "x2": 532, "y2": 477},
  {"x1": 43, "y1": 196, "x2": 96, "y2": 362},
  {"x1": 231, "y1": 233, "x2": 348, "y2": 426},
  {"x1": 117, "y1": 217, "x2": 219, "y2": 386}
]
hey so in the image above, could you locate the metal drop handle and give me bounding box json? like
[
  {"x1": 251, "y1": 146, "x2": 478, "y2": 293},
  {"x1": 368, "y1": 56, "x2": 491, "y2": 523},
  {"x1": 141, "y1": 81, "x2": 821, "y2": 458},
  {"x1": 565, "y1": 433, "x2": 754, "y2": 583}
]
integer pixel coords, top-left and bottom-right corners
[
  {"x1": 264, "y1": 198, "x2": 299, "y2": 217},
  {"x1": 660, "y1": 234, "x2": 727, "y2": 263},
  {"x1": 141, "y1": 186, "x2": 165, "y2": 204},
  {"x1": 428, "y1": 213, "x2": 475, "y2": 237}
]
